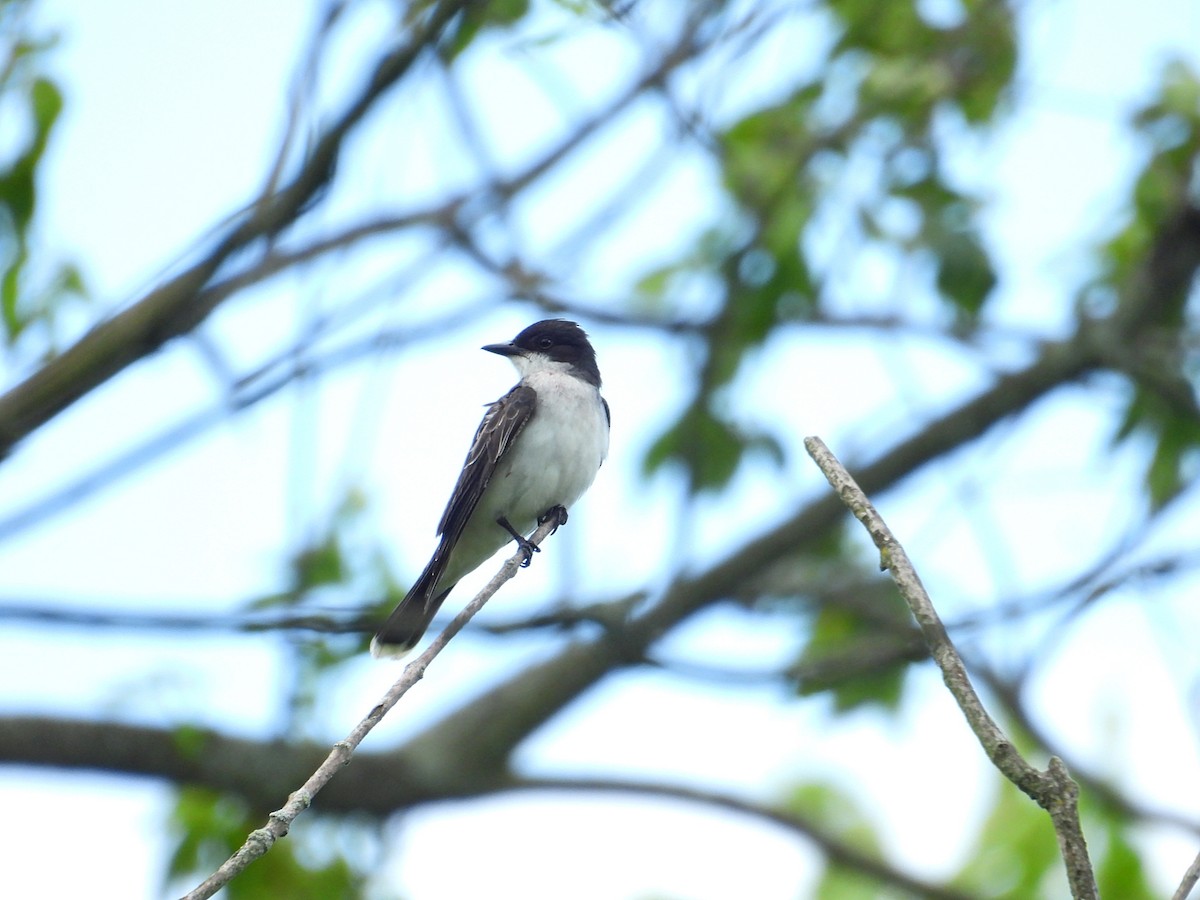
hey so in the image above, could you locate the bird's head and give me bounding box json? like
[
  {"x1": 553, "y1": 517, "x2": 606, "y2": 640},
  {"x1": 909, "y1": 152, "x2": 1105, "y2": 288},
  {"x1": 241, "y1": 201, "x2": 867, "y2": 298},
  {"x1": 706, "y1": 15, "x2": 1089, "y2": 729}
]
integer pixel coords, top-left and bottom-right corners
[{"x1": 483, "y1": 319, "x2": 601, "y2": 387}]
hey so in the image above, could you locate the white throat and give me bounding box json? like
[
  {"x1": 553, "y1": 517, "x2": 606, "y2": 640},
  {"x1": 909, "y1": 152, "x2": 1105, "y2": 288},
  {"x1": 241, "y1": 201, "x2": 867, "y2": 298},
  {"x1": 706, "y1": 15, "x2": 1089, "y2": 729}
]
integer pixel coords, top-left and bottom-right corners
[{"x1": 509, "y1": 351, "x2": 576, "y2": 379}]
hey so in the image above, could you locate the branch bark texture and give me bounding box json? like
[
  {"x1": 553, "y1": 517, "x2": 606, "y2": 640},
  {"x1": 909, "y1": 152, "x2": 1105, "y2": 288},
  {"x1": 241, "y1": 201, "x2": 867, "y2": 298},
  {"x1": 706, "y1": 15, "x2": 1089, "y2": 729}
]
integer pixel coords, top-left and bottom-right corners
[
  {"x1": 804, "y1": 435, "x2": 1098, "y2": 900},
  {"x1": 178, "y1": 510, "x2": 566, "y2": 900}
]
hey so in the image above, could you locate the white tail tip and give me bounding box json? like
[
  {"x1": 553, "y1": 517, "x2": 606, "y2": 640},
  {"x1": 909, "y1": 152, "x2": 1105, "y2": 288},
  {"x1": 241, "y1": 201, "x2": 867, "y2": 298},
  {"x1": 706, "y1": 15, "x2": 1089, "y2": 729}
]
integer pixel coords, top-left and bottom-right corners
[{"x1": 369, "y1": 635, "x2": 415, "y2": 659}]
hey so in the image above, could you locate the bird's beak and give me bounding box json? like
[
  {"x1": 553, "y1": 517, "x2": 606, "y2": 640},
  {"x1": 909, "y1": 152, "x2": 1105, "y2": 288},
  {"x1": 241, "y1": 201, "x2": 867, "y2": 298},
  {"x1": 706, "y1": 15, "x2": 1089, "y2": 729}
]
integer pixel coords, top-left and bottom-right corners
[{"x1": 482, "y1": 341, "x2": 522, "y2": 357}]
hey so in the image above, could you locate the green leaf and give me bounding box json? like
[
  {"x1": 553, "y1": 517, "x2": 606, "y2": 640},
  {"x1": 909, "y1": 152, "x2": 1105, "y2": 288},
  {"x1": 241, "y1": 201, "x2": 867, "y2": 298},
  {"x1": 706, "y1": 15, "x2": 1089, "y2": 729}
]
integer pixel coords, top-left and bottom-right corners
[
  {"x1": 170, "y1": 724, "x2": 211, "y2": 761},
  {"x1": 294, "y1": 535, "x2": 346, "y2": 590},
  {"x1": 441, "y1": 0, "x2": 531, "y2": 59},
  {"x1": 643, "y1": 401, "x2": 744, "y2": 490},
  {"x1": 633, "y1": 262, "x2": 676, "y2": 302},
  {"x1": 30, "y1": 77, "x2": 63, "y2": 143},
  {"x1": 721, "y1": 84, "x2": 821, "y2": 210},
  {"x1": 860, "y1": 56, "x2": 951, "y2": 122},
  {"x1": 783, "y1": 781, "x2": 936, "y2": 898},
  {"x1": 58, "y1": 262, "x2": 86, "y2": 296},
  {"x1": 829, "y1": 0, "x2": 932, "y2": 57},
  {"x1": 0, "y1": 23, "x2": 78, "y2": 347},
  {"x1": 1112, "y1": 385, "x2": 1200, "y2": 510},
  {"x1": 793, "y1": 583, "x2": 914, "y2": 713},
  {"x1": 0, "y1": 165, "x2": 36, "y2": 230},
  {"x1": 1150, "y1": 58, "x2": 1200, "y2": 121},
  {"x1": 933, "y1": 228, "x2": 996, "y2": 316},
  {"x1": 2, "y1": 254, "x2": 23, "y2": 340},
  {"x1": 166, "y1": 788, "x2": 370, "y2": 899},
  {"x1": 167, "y1": 788, "x2": 254, "y2": 880},
  {"x1": 1145, "y1": 414, "x2": 1200, "y2": 509},
  {"x1": 643, "y1": 400, "x2": 785, "y2": 492},
  {"x1": 1095, "y1": 818, "x2": 1156, "y2": 900},
  {"x1": 785, "y1": 781, "x2": 883, "y2": 855},
  {"x1": 954, "y1": 2, "x2": 1018, "y2": 123},
  {"x1": 951, "y1": 777, "x2": 1062, "y2": 896},
  {"x1": 892, "y1": 172, "x2": 997, "y2": 317},
  {"x1": 0, "y1": 80, "x2": 63, "y2": 233}
]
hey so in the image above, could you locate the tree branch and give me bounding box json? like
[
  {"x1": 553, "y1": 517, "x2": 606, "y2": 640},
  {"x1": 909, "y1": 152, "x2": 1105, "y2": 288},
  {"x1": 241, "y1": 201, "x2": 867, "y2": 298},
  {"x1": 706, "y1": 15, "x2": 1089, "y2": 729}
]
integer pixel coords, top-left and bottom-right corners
[
  {"x1": 177, "y1": 509, "x2": 566, "y2": 900},
  {"x1": 803, "y1": 436, "x2": 1098, "y2": 900},
  {"x1": 1174, "y1": 849, "x2": 1200, "y2": 900},
  {"x1": 383, "y1": 337, "x2": 1100, "y2": 782},
  {"x1": 0, "y1": 336, "x2": 1103, "y2": 805},
  {"x1": 969, "y1": 663, "x2": 1200, "y2": 837},
  {"x1": 508, "y1": 776, "x2": 977, "y2": 900},
  {"x1": 0, "y1": 0, "x2": 471, "y2": 457},
  {"x1": 0, "y1": 306, "x2": 487, "y2": 544}
]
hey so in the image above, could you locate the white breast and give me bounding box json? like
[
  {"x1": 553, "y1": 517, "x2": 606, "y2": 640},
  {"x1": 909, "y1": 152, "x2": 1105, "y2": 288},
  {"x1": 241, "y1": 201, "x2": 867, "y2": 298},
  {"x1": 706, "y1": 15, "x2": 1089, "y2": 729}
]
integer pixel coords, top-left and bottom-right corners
[{"x1": 494, "y1": 368, "x2": 608, "y2": 528}]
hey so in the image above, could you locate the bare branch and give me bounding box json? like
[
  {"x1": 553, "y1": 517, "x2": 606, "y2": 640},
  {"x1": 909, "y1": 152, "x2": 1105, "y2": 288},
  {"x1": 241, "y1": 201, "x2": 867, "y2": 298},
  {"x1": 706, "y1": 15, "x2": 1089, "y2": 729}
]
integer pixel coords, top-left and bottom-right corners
[
  {"x1": 803, "y1": 436, "x2": 1099, "y2": 900},
  {"x1": 969, "y1": 664, "x2": 1200, "y2": 838},
  {"x1": 0, "y1": 337, "x2": 1113, "y2": 831},
  {"x1": 0, "y1": 306, "x2": 486, "y2": 543},
  {"x1": 1174, "y1": 850, "x2": 1200, "y2": 900},
  {"x1": 510, "y1": 776, "x2": 977, "y2": 900},
  {"x1": 0, "y1": 600, "x2": 374, "y2": 635},
  {"x1": 0, "y1": 0, "x2": 471, "y2": 456},
  {"x1": 177, "y1": 509, "x2": 566, "y2": 900}
]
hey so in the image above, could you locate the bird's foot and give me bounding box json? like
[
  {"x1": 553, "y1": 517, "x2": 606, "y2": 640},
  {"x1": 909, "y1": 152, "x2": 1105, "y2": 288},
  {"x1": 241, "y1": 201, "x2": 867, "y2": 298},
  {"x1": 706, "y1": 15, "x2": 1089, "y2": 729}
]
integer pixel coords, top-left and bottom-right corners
[
  {"x1": 539, "y1": 505, "x2": 568, "y2": 533},
  {"x1": 498, "y1": 515, "x2": 540, "y2": 567}
]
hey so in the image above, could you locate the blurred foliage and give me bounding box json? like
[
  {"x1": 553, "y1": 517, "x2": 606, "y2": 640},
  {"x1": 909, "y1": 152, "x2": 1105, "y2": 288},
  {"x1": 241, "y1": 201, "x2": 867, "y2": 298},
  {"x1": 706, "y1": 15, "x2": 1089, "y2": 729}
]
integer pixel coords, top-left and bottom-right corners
[
  {"x1": 781, "y1": 774, "x2": 1162, "y2": 899},
  {"x1": 639, "y1": 0, "x2": 1013, "y2": 490},
  {"x1": 792, "y1": 579, "x2": 914, "y2": 713},
  {"x1": 755, "y1": 525, "x2": 922, "y2": 713},
  {"x1": 15, "y1": 0, "x2": 1196, "y2": 895},
  {"x1": 1102, "y1": 59, "x2": 1200, "y2": 509},
  {"x1": 162, "y1": 483, "x2": 403, "y2": 888},
  {"x1": 777, "y1": 772, "x2": 1161, "y2": 897},
  {"x1": 1090, "y1": 807, "x2": 1158, "y2": 900},
  {"x1": 247, "y1": 486, "x2": 401, "y2": 727},
  {"x1": 783, "y1": 781, "x2": 907, "y2": 898},
  {"x1": 950, "y1": 778, "x2": 1160, "y2": 899},
  {"x1": 951, "y1": 777, "x2": 1064, "y2": 898},
  {"x1": 0, "y1": 0, "x2": 85, "y2": 349},
  {"x1": 439, "y1": 0, "x2": 530, "y2": 59},
  {"x1": 167, "y1": 788, "x2": 383, "y2": 900}
]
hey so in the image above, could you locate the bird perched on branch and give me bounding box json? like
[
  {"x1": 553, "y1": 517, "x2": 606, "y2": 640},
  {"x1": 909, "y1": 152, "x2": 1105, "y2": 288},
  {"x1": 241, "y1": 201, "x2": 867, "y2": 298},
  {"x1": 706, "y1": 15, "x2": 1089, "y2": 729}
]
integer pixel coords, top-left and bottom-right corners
[{"x1": 371, "y1": 319, "x2": 610, "y2": 658}]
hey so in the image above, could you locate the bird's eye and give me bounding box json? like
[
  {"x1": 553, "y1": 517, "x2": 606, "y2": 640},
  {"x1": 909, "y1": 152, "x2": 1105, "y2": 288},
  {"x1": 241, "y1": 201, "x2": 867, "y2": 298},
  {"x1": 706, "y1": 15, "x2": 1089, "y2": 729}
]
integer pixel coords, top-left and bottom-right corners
[{"x1": 538, "y1": 337, "x2": 553, "y2": 349}]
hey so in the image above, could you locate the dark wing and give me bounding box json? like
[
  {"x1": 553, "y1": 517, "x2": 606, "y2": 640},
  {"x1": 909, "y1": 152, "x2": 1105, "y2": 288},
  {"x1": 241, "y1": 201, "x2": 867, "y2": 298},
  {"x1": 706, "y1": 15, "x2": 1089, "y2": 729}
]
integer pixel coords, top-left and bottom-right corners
[
  {"x1": 436, "y1": 383, "x2": 537, "y2": 547},
  {"x1": 373, "y1": 384, "x2": 538, "y2": 646}
]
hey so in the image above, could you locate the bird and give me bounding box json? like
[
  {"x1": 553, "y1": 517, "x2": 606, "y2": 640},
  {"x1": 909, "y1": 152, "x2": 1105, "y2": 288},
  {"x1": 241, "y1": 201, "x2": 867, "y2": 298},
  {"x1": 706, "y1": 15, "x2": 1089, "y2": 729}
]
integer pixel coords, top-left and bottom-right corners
[{"x1": 370, "y1": 319, "x2": 610, "y2": 658}]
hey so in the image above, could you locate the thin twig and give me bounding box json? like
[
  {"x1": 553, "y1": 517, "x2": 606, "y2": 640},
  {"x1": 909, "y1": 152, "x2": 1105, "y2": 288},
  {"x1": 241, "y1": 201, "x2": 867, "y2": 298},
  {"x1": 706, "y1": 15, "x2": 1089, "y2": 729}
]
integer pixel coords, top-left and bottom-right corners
[
  {"x1": 803, "y1": 436, "x2": 1099, "y2": 900},
  {"x1": 1174, "y1": 849, "x2": 1200, "y2": 900},
  {"x1": 0, "y1": 0, "x2": 472, "y2": 456},
  {"x1": 0, "y1": 305, "x2": 485, "y2": 544},
  {"x1": 177, "y1": 510, "x2": 566, "y2": 900}
]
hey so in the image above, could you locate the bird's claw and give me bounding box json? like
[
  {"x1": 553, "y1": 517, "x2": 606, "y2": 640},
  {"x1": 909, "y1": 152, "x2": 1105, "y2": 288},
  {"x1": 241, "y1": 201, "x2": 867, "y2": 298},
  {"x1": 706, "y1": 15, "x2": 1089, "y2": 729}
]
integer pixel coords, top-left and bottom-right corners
[
  {"x1": 498, "y1": 515, "x2": 541, "y2": 566},
  {"x1": 517, "y1": 536, "x2": 539, "y2": 567},
  {"x1": 539, "y1": 505, "x2": 569, "y2": 533}
]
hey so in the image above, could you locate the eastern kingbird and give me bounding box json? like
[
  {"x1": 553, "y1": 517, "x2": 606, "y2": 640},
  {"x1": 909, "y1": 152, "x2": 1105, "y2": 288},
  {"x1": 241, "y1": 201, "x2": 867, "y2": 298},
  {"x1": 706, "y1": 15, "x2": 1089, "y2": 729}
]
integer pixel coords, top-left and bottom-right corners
[{"x1": 370, "y1": 319, "x2": 610, "y2": 658}]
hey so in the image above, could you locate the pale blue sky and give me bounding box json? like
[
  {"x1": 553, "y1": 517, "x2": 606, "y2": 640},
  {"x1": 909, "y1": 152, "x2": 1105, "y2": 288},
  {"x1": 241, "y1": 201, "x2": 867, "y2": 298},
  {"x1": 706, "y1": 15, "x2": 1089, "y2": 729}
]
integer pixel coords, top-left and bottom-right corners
[{"x1": 3, "y1": 1, "x2": 1200, "y2": 897}]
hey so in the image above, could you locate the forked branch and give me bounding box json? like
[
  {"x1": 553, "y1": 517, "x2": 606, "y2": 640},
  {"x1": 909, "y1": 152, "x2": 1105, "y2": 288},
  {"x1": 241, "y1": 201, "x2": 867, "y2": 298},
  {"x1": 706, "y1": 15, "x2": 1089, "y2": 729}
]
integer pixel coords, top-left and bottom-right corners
[{"x1": 804, "y1": 436, "x2": 1098, "y2": 900}]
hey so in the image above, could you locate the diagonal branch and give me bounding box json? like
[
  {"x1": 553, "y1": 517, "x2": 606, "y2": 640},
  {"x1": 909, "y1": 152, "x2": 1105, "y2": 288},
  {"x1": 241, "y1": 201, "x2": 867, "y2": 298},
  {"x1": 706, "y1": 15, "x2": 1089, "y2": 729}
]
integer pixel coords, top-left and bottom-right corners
[
  {"x1": 1174, "y1": 851, "x2": 1200, "y2": 900},
  {"x1": 0, "y1": 0, "x2": 470, "y2": 457},
  {"x1": 334, "y1": 333, "x2": 1104, "y2": 778},
  {"x1": 0, "y1": 334, "x2": 1102, "y2": 803},
  {"x1": 803, "y1": 436, "x2": 1098, "y2": 900},
  {"x1": 177, "y1": 509, "x2": 566, "y2": 900}
]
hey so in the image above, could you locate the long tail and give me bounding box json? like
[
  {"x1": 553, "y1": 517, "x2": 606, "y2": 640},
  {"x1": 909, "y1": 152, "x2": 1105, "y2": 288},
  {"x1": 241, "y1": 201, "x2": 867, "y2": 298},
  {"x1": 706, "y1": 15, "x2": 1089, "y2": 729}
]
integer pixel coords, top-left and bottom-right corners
[{"x1": 370, "y1": 554, "x2": 455, "y2": 659}]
